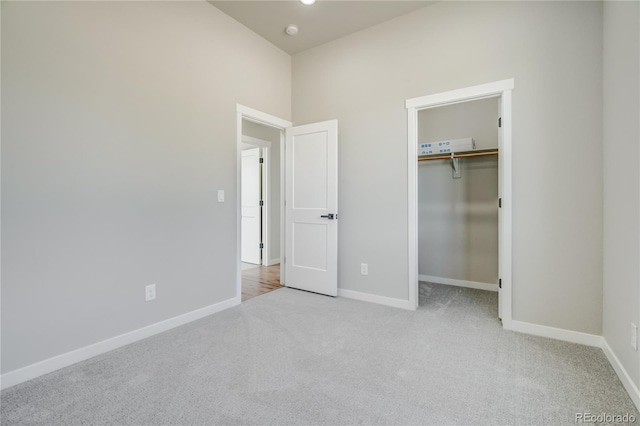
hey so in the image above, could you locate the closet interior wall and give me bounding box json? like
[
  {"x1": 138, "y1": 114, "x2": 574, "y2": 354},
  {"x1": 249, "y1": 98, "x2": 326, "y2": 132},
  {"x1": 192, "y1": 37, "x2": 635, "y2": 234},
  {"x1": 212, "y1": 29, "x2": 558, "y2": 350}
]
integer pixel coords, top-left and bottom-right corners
[{"x1": 418, "y1": 98, "x2": 499, "y2": 286}]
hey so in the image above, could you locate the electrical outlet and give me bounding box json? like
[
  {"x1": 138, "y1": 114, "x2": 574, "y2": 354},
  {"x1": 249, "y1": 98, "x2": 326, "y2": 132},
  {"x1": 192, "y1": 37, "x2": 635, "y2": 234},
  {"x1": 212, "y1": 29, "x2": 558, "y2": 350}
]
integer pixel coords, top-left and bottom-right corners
[
  {"x1": 145, "y1": 284, "x2": 156, "y2": 302},
  {"x1": 632, "y1": 323, "x2": 637, "y2": 350},
  {"x1": 360, "y1": 263, "x2": 368, "y2": 276}
]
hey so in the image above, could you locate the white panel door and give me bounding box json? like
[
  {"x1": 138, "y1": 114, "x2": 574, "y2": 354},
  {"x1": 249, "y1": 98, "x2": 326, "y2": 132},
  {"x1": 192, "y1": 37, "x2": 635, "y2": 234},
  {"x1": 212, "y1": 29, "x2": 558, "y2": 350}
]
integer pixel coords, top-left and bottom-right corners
[
  {"x1": 241, "y1": 147, "x2": 261, "y2": 265},
  {"x1": 285, "y1": 120, "x2": 338, "y2": 296}
]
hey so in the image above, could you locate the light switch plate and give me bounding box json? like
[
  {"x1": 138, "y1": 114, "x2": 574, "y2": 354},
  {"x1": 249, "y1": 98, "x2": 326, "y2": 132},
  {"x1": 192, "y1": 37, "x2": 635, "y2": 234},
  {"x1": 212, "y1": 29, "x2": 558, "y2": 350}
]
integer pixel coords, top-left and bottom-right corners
[{"x1": 217, "y1": 190, "x2": 225, "y2": 202}]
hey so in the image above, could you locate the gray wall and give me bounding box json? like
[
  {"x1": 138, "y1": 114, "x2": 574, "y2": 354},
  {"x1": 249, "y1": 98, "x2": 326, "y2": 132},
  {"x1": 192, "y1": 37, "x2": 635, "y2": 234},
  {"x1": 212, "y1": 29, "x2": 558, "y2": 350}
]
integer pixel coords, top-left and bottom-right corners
[
  {"x1": 1, "y1": 1, "x2": 291, "y2": 373},
  {"x1": 418, "y1": 98, "x2": 498, "y2": 283},
  {"x1": 292, "y1": 1, "x2": 603, "y2": 334},
  {"x1": 242, "y1": 120, "x2": 281, "y2": 264},
  {"x1": 603, "y1": 1, "x2": 640, "y2": 389}
]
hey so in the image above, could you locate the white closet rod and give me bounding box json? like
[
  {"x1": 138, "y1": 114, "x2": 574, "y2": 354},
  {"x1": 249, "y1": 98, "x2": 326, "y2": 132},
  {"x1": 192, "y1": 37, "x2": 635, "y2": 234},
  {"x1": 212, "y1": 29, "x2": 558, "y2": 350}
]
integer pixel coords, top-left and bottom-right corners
[{"x1": 418, "y1": 149, "x2": 498, "y2": 162}]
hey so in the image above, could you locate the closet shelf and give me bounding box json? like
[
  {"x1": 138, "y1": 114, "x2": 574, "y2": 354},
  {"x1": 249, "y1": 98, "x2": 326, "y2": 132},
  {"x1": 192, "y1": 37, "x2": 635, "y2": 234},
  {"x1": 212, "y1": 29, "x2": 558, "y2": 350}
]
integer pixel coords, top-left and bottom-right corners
[{"x1": 418, "y1": 148, "x2": 499, "y2": 162}]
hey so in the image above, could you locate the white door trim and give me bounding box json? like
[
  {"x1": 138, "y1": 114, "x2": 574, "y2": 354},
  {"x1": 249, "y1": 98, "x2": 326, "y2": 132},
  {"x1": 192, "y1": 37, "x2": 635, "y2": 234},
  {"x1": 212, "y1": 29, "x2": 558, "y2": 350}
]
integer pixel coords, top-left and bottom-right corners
[
  {"x1": 236, "y1": 105, "x2": 291, "y2": 303},
  {"x1": 405, "y1": 78, "x2": 514, "y2": 328},
  {"x1": 237, "y1": 104, "x2": 292, "y2": 129},
  {"x1": 242, "y1": 136, "x2": 272, "y2": 266}
]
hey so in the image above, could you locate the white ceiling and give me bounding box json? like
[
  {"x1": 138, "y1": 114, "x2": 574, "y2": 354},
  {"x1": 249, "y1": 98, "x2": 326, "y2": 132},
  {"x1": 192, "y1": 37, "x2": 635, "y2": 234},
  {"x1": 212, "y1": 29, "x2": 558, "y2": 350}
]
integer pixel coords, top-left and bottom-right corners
[{"x1": 208, "y1": 1, "x2": 435, "y2": 54}]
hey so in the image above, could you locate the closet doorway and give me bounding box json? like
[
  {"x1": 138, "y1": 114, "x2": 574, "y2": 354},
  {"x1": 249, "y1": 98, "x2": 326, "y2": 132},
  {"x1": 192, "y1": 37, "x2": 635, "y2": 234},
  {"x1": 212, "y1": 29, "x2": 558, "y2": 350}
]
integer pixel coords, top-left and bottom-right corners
[{"x1": 406, "y1": 79, "x2": 514, "y2": 326}]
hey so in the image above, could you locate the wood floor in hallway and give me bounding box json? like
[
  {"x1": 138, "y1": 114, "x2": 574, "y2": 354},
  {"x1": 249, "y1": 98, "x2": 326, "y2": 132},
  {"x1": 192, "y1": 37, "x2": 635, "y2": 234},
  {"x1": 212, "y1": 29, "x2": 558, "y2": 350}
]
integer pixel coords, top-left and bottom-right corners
[{"x1": 242, "y1": 264, "x2": 282, "y2": 302}]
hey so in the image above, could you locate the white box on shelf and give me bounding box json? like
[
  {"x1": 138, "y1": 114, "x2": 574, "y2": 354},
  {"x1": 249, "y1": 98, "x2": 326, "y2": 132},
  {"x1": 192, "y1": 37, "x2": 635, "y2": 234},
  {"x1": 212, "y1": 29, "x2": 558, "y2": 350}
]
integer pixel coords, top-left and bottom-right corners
[
  {"x1": 419, "y1": 138, "x2": 475, "y2": 155},
  {"x1": 419, "y1": 148, "x2": 436, "y2": 155}
]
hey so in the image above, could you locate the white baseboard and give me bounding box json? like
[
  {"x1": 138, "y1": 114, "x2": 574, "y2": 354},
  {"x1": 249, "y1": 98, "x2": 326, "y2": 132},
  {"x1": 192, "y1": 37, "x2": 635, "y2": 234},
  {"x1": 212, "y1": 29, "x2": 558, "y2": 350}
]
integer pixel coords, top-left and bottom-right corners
[
  {"x1": 0, "y1": 296, "x2": 240, "y2": 390},
  {"x1": 338, "y1": 289, "x2": 413, "y2": 310},
  {"x1": 419, "y1": 274, "x2": 498, "y2": 292},
  {"x1": 504, "y1": 320, "x2": 603, "y2": 347},
  {"x1": 602, "y1": 340, "x2": 640, "y2": 411},
  {"x1": 265, "y1": 258, "x2": 280, "y2": 267}
]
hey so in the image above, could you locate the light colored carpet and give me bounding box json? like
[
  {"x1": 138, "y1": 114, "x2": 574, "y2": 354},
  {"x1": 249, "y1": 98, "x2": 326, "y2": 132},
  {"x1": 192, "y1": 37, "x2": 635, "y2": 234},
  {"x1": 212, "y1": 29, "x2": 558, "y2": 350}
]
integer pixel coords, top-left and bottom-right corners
[{"x1": 1, "y1": 283, "x2": 637, "y2": 425}]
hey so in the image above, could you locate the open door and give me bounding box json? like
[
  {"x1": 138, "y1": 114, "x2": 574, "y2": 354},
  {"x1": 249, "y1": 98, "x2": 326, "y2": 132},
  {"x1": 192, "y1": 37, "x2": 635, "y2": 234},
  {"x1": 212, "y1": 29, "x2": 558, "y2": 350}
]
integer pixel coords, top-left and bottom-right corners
[
  {"x1": 241, "y1": 147, "x2": 262, "y2": 265},
  {"x1": 285, "y1": 120, "x2": 338, "y2": 296}
]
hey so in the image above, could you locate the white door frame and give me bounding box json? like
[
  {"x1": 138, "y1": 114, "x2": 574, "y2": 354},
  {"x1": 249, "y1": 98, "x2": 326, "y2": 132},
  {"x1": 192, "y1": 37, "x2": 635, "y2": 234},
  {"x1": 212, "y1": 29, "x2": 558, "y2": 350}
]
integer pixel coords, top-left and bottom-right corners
[
  {"x1": 405, "y1": 78, "x2": 514, "y2": 327},
  {"x1": 236, "y1": 104, "x2": 291, "y2": 302},
  {"x1": 242, "y1": 135, "x2": 272, "y2": 266}
]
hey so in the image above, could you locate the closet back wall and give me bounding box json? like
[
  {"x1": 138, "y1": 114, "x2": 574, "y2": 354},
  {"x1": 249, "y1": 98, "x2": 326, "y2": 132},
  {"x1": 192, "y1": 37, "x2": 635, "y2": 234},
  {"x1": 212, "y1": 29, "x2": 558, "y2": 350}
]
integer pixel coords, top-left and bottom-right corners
[{"x1": 418, "y1": 98, "x2": 499, "y2": 284}]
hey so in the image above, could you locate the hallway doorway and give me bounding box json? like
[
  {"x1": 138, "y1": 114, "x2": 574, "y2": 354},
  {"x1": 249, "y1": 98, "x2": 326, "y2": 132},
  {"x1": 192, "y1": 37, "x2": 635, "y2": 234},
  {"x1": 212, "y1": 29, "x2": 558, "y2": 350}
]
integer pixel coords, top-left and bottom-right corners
[{"x1": 241, "y1": 264, "x2": 282, "y2": 301}]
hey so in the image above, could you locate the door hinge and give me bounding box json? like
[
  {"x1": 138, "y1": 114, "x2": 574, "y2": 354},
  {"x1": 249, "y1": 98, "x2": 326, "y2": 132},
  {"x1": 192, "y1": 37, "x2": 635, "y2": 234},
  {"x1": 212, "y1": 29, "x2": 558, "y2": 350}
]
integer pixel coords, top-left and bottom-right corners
[
  {"x1": 259, "y1": 242, "x2": 264, "y2": 249},
  {"x1": 498, "y1": 198, "x2": 502, "y2": 208},
  {"x1": 498, "y1": 117, "x2": 502, "y2": 128},
  {"x1": 499, "y1": 278, "x2": 502, "y2": 289},
  {"x1": 259, "y1": 158, "x2": 264, "y2": 164},
  {"x1": 259, "y1": 200, "x2": 264, "y2": 207}
]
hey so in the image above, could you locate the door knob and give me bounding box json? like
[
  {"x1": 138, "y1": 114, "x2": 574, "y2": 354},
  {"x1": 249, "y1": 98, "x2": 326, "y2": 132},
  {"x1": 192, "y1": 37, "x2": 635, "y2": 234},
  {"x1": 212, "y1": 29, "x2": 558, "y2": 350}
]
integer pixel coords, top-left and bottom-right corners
[{"x1": 320, "y1": 213, "x2": 336, "y2": 220}]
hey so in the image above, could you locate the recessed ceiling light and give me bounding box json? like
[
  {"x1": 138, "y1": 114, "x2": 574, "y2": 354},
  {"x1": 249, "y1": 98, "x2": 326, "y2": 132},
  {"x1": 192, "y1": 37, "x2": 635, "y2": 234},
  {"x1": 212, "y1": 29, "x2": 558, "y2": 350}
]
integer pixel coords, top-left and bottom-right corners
[
  {"x1": 285, "y1": 24, "x2": 299, "y2": 36},
  {"x1": 300, "y1": 0, "x2": 316, "y2": 5}
]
